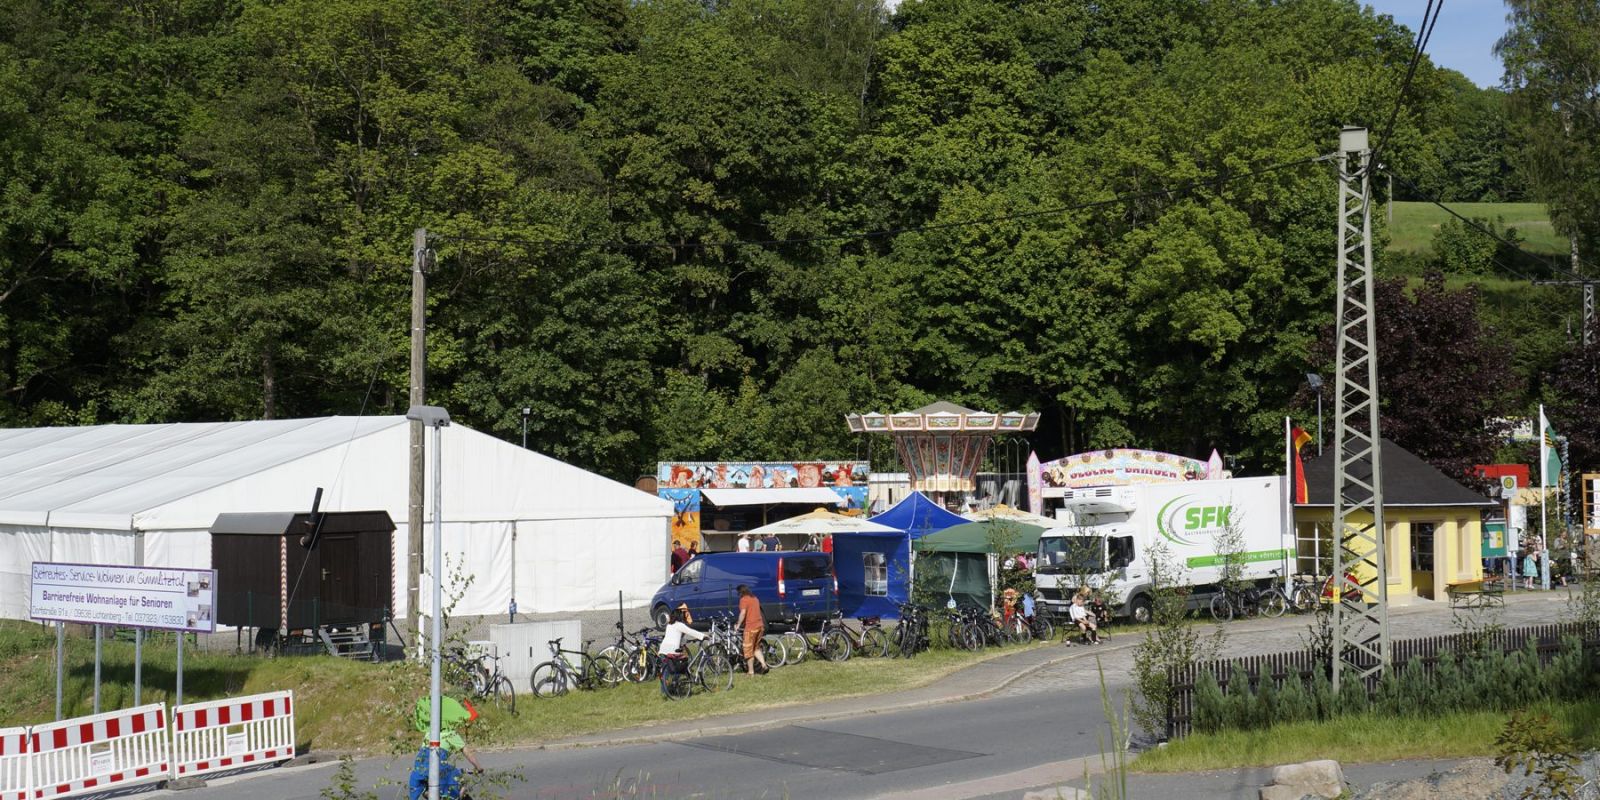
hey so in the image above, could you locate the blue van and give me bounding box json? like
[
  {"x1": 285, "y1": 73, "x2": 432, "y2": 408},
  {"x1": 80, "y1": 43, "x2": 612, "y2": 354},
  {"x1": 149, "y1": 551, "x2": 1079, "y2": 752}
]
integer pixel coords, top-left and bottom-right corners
[{"x1": 650, "y1": 552, "x2": 836, "y2": 629}]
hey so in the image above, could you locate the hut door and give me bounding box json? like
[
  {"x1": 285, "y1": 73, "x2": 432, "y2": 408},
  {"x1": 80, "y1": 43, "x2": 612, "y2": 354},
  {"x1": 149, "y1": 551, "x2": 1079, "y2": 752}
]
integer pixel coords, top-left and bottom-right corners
[{"x1": 320, "y1": 534, "x2": 360, "y2": 614}]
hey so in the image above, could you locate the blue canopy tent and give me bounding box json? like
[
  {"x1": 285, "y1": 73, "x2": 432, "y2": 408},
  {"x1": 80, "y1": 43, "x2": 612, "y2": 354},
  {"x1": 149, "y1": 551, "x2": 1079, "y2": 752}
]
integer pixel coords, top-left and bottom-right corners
[{"x1": 835, "y1": 493, "x2": 966, "y2": 618}]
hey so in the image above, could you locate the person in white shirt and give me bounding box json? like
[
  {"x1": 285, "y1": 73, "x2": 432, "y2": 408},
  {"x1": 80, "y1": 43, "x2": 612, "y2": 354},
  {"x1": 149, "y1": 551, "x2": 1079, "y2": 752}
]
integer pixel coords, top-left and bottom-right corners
[
  {"x1": 660, "y1": 605, "x2": 706, "y2": 655},
  {"x1": 1069, "y1": 592, "x2": 1101, "y2": 644},
  {"x1": 737, "y1": 534, "x2": 751, "y2": 553}
]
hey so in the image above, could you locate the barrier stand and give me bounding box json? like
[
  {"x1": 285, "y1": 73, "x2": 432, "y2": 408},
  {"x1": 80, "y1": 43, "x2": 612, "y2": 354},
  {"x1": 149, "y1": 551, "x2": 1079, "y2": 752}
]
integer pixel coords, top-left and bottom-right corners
[
  {"x1": 29, "y1": 704, "x2": 169, "y2": 800},
  {"x1": 170, "y1": 691, "x2": 295, "y2": 781},
  {"x1": 0, "y1": 726, "x2": 30, "y2": 800}
]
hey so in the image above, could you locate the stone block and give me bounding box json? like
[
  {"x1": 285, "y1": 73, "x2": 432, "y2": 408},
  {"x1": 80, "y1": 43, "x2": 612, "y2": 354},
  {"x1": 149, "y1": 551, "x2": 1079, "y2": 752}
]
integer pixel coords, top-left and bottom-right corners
[{"x1": 1271, "y1": 760, "x2": 1345, "y2": 789}]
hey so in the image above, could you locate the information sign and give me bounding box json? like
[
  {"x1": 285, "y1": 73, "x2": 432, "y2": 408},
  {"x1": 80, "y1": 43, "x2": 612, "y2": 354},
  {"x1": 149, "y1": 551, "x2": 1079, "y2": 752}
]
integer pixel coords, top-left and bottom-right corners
[{"x1": 30, "y1": 562, "x2": 218, "y2": 633}]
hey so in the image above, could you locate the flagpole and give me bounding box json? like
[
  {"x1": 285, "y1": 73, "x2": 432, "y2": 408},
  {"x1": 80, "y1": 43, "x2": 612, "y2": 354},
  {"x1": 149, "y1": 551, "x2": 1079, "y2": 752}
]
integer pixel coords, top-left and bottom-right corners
[
  {"x1": 1540, "y1": 405, "x2": 1551, "y2": 591},
  {"x1": 1284, "y1": 416, "x2": 1294, "y2": 596}
]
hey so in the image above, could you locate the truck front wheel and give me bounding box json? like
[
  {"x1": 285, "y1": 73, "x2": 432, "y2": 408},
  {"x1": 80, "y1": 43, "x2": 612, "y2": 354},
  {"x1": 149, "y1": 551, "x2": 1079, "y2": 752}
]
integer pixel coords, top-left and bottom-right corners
[{"x1": 1127, "y1": 595, "x2": 1152, "y2": 625}]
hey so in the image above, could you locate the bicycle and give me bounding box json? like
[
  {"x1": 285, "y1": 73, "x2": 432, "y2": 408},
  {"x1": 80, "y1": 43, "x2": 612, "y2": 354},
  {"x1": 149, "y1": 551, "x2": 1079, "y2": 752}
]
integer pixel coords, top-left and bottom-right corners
[
  {"x1": 530, "y1": 638, "x2": 614, "y2": 697},
  {"x1": 890, "y1": 604, "x2": 930, "y2": 658},
  {"x1": 1208, "y1": 582, "x2": 1288, "y2": 622},
  {"x1": 831, "y1": 611, "x2": 890, "y2": 658},
  {"x1": 596, "y1": 624, "x2": 660, "y2": 685},
  {"x1": 658, "y1": 636, "x2": 735, "y2": 700},
  {"x1": 775, "y1": 616, "x2": 850, "y2": 663},
  {"x1": 1288, "y1": 574, "x2": 1323, "y2": 613},
  {"x1": 442, "y1": 646, "x2": 516, "y2": 714}
]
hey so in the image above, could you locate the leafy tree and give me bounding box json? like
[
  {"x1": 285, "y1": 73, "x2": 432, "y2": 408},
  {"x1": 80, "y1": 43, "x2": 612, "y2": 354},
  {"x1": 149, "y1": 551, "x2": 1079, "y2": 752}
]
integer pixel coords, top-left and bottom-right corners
[{"x1": 1542, "y1": 320, "x2": 1600, "y2": 472}]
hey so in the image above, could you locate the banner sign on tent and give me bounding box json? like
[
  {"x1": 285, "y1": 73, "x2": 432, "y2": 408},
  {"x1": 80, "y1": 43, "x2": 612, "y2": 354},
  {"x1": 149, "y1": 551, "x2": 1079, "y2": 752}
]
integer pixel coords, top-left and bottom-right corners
[
  {"x1": 656, "y1": 461, "x2": 869, "y2": 548},
  {"x1": 30, "y1": 563, "x2": 218, "y2": 633},
  {"x1": 1038, "y1": 449, "x2": 1209, "y2": 492}
]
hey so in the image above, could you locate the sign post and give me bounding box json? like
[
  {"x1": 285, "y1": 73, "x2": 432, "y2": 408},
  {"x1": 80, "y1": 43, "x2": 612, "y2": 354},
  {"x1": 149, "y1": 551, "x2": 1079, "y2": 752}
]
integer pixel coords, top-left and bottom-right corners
[{"x1": 30, "y1": 562, "x2": 218, "y2": 714}]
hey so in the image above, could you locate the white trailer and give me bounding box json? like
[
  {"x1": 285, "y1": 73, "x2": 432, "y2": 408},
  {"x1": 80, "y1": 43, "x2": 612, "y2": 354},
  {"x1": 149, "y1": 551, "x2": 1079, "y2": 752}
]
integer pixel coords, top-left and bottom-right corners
[{"x1": 1034, "y1": 476, "x2": 1291, "y2": 623}]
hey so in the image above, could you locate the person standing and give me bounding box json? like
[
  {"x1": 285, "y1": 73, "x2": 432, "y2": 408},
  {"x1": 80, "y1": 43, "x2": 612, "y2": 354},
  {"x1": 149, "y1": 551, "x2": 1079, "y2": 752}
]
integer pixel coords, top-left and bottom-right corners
[
  {"x1": 762, "y1": 532, "x2": 782, "y2": 552},
  {"x1": 670, "y1": 542, "x2": 689, "y2": 572},
  {"x1": 821, "y1": 534, "x2": 833, "y2": 555},
  {"x1": 733, "y1": 584, "x2": 769, "y2": 675},
  {"x1": 737, "y1": 533, "x2": 751, "y2": 553},
  {"x1": 1523, "y1": 550, "x2": 1538, "y2": 590}
]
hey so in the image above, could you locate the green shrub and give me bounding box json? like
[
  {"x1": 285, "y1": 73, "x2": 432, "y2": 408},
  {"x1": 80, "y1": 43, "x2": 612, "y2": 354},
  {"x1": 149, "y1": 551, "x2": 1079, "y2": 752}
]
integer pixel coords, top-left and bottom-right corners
[
  {"x1": 1252, "y1": 675, "x2": 1280, "y2": 730},
  {"x1": 1193, "y1": 670, "x2": 1226, "y2": 735},
  {"x1": 1310, "y1": 667, "x2": 1335, "y2": 721},
  {"x1": 1398, "y1": 657, "x2": 1431, "y2": 716},
  {"x1": 1336, "y1": 674, "x2": 1369, "y2": 717},
  {"x1": 1277, "y1": 670, "x2": 1314, "y2": 724}
]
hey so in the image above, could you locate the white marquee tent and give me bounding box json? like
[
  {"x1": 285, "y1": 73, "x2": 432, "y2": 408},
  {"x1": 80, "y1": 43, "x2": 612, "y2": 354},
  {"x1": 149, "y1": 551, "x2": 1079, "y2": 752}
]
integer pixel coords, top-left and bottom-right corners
[{"x1": 0, "y1": 416, "x2": 672, "y2": 621}]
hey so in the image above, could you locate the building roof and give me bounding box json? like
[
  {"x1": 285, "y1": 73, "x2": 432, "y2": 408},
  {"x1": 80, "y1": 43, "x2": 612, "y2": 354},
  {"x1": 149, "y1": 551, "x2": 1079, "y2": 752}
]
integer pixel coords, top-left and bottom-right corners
[
  {"x1": 907, "y1": 400, "x2": 980, "y2": 416},
  {"x1": 1301, "y1": 439, "x2": 1495, "y2": 508}
]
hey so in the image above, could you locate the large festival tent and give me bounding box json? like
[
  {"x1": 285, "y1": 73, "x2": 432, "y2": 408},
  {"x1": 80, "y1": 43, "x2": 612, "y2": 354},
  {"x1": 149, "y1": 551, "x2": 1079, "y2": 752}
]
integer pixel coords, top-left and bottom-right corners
[
  {"x1": 0, "y1": 416, "x2": 672, "y2": 621},
  {"x1": 833, "y1": 492, "x2": 966, "y2": 618}
]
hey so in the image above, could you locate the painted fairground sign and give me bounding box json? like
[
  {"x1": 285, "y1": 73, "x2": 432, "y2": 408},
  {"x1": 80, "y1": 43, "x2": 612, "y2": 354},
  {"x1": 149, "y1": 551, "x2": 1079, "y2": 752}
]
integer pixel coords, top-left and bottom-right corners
[
  {"x1": 1039, "y1": 449, "x2": 1209, "y2": 492},
  {"x1": 657, "y1": 462, "x2": 870, "y2": 547}
]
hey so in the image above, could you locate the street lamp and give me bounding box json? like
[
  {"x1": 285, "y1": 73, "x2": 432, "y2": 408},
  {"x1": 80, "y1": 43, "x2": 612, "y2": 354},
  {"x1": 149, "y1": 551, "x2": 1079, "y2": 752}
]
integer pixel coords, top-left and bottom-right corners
[
  {"x1": 1305, "y1": 373, "x2": 1324, "y2": 456},
  {"x1": 405, "y1": 404, "x2": 450, "y2": 800},
  {"x1": 521, "y1": 406, "x2": 531, "y2": 449}
]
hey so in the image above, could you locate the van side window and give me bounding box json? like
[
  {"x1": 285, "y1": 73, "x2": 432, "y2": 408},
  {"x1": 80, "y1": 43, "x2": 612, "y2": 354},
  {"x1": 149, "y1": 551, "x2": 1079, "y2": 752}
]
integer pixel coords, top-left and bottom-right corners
[
  {"x1": 1108, "y1": 536, "x2": 1134, "y2": 570},
  {"x1": 676, "y1": 559, "x2": 704, "y2": 584},
  {"x1": 863, "y1": 553, "x2": 887, "y2": 596},
  {"x1": 783, "y1": 555, "x2": 831, "y2": 580}
]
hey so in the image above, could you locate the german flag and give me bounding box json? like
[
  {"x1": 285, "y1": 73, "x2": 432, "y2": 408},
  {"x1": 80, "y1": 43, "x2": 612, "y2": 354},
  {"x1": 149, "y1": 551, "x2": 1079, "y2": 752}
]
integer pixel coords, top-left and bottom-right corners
[{"x1": 1291, "y1": 427, "x2": 1313, "y2": 504}]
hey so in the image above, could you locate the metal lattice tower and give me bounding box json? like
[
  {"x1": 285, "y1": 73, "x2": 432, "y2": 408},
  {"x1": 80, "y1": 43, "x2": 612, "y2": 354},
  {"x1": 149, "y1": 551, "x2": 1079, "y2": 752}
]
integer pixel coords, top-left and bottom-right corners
[
  {"x1": 1331, "y1": 127, "x2": 1390, "y2": 691},
  {"x1": 1533, "y1": 278, "x2": 1597, "y2": 347}
]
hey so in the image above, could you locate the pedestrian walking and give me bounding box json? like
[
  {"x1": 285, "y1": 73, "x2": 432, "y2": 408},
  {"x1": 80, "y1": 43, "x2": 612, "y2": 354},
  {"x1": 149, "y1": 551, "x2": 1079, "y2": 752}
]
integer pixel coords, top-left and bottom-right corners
[{"x1": 733, "y1": 584, "x2": 769, "y2": 675}]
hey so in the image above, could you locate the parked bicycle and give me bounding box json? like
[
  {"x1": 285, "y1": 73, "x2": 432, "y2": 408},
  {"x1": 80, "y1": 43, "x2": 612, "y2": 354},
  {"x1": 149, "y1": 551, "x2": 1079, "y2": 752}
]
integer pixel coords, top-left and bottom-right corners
[
  {"x1": 1208, "y1": 580, "x2": 1289, "y2": 622},
  {"x1": 1288, "y1": 574, "x2": 1323, "y2": 613},
  {"x1": 443, "y1": 646, "x2": 516, "y2": 714},
  {"x1": 774, "y1": 615, "x2": 850, "y2": 663},
  {"x1": 530, "y1": 638, "x2": 614, "y2": 697},
  {"x1": 830, "y1": 611, "x2": 890, "y2": 659},
  {"x1": 595, "y1": 623, "x2": 662, "y2": 685},
  {"x1": 890, "y1": 603, "x2": 930, "y2": 658}
]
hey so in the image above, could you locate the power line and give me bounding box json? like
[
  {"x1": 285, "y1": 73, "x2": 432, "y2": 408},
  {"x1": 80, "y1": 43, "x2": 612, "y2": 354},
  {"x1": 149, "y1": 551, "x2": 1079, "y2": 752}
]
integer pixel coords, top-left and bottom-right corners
[
  {"x1": 1369, "y1": 0, "x2": 1444, "y2": 171},
  {"x1": 430, "y1": 154, "x2": 1334, "y2": 252}
]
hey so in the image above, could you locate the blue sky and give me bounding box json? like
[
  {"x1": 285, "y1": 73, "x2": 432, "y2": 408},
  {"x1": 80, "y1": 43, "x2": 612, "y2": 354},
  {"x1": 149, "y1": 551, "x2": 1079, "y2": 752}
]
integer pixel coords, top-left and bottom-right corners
[{"x1": 1364, "y1": 0, "x2": 1509, "y2": 88}]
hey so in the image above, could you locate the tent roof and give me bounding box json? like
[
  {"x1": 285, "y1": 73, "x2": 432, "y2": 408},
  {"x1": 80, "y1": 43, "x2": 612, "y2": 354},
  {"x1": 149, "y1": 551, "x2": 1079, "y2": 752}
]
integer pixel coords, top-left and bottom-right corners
[
  {"x1": 869, "y1": 492, "x2": 966, "y2": 538},
  {"x1": 745, "y1": 508, "x2": 899, "y2": 536},
  {"x1": 0, "y1": 416, "x2": 670, "y2": 529},
  {"x1": 700, "y1": 488, "x2": 843, "y2": 507},
  {"x1": 1301, "y1": 439, "x2": 1495, "y2": 508},
  {"x1": 915, "y1": 519, "x2": 1047, "y2": 554}
]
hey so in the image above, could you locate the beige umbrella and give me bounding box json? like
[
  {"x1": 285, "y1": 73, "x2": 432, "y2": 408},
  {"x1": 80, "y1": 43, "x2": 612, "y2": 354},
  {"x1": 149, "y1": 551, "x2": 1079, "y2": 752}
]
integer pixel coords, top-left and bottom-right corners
[
  {"x1": 962, "y1": 503, "x2": 1067, "y2": 528},
  {"x1": 745, "y1": 507, "x2": 901, "y2": 536}
]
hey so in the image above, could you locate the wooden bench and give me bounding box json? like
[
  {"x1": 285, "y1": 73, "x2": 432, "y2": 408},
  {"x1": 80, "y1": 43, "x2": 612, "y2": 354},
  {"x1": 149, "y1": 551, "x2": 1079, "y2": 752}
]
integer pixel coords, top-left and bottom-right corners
[{"x1": 1447, "y1": 580, "x2": 1505, "y2": 609}]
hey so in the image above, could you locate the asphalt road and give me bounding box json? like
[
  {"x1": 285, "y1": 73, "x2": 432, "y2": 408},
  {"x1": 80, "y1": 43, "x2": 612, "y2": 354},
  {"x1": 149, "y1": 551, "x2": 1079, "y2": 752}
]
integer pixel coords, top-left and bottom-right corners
[{"x1": 163, "y1": 680, "x2": 1118, "y2": 800}]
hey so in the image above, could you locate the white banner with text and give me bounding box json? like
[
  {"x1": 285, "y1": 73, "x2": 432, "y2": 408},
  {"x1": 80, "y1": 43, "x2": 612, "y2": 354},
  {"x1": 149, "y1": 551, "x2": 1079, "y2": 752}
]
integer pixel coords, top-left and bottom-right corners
[{"x1": 30, "y1": 562, "x2": 217, "y2": 633}]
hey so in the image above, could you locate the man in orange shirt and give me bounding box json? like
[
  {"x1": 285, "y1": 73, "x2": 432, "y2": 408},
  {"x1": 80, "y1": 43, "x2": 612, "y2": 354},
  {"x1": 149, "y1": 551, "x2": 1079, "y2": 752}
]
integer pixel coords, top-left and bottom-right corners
[{"x1": 733, "y1": 584, "x2": 769, "y2": 675}]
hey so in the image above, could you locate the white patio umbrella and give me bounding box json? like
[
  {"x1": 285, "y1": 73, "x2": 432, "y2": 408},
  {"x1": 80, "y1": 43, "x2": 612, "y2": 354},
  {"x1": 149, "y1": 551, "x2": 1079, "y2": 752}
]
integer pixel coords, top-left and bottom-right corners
[
  {"x1": 962, "y1": 503, "x2": 1067, "y2": 528},
  {"x1": 745, "y1": 507, "x2": 902, "y2": 536}
]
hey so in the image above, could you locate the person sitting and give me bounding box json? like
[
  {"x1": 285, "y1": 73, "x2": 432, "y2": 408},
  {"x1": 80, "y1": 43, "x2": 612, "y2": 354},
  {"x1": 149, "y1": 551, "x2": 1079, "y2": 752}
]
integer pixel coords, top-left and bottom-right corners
[
  {"x1": 407, "y1": 696, "x2": 483, "y2": 800},
  {"x1": 659, "y1": 604, "x2": 706, "y2": 684},
  {"x1": 1069, "y1": 592, "x2": 1101, "y2": 644}
]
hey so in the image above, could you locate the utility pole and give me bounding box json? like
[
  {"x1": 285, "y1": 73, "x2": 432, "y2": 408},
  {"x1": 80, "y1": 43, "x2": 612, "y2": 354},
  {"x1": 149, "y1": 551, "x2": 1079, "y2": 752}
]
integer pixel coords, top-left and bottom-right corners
[
  {"x1": 1532, "y1": 278, "x2": 1597, "y2": 347},
  {"x1": 1331, "y1": 126, "x2": 1390, "y2": 692},
  {"x1": 408, "y1": 229, "x2": 429, "y2": 641}
]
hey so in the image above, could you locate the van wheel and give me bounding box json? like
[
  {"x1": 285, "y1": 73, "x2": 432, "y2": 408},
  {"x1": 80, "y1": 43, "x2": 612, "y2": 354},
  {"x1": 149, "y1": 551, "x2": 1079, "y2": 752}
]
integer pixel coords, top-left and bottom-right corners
[
  {"x1": 652, "y1": 604, "x2": 671, "y2": 630},
  {"x1": 1128, "y1": 595, "x2": 1153, "y2": 625}
]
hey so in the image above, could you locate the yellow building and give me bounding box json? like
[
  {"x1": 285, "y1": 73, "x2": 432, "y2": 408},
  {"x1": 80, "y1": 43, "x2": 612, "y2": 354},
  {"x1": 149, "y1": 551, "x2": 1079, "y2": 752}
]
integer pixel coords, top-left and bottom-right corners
[{"x1": 1294, "y1": 439, "x2": 1496, "y2": 603}]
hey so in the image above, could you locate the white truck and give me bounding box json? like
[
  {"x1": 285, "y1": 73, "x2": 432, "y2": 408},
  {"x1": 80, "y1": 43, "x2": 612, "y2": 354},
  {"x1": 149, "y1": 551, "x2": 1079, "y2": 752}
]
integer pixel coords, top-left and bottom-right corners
[{"x1": 1034, "y1": 476, "x2": 1291, "y2": 623}]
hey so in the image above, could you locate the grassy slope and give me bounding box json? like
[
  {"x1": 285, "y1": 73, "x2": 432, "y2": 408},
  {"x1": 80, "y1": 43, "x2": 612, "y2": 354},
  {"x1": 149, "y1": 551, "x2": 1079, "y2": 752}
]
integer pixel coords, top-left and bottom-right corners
[
  {"x1": 1387, "y1": 201, "x2": 1568, "y2": 255},
  {"x1": 1133, "y1": 699, "x2": 1600, "y2": 773},
  {"x1": 0, "y1": 622, "x2": 1050, "y2": 755}
]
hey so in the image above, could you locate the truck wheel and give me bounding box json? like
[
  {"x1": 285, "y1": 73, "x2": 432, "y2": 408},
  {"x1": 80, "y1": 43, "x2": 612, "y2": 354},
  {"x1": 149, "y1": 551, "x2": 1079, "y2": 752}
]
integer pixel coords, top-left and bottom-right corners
[
  {"x1": 1128, "y1": 595, "x2": 1153, "y2": 625},
  {"x1": 652, "y1": 604, "x2": 671, "y2": 630}
]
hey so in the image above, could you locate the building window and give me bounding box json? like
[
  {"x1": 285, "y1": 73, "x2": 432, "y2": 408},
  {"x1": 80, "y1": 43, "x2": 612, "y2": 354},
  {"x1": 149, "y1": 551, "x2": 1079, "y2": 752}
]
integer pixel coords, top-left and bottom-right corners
[
  {"x1": 863, "y1": 552, "x2": 888, "y2": 597},
  {"x1": 1411, "y1": 522, "x2": 1436, "y2": 572}
]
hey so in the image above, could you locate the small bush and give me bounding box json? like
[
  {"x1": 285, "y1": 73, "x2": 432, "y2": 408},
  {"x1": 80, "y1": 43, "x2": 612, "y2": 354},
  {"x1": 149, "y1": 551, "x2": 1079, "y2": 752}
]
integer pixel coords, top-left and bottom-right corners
[{"x1": 1193, "y1": 670, "x2": 1226, "y2": 735}]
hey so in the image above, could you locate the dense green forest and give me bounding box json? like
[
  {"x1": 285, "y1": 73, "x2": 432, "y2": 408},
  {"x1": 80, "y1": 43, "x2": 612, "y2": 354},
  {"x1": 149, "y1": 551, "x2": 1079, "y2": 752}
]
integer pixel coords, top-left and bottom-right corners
[{"x1": 2, "y1": 0, "x2": 1595, "y2": 482}]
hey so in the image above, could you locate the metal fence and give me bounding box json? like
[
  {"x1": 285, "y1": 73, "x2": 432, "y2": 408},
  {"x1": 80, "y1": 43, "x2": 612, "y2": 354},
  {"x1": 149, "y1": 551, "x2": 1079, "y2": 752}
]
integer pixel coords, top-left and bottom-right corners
[{"x1": 1165, "y1": 621, "x2": 1600, "y2": 738}]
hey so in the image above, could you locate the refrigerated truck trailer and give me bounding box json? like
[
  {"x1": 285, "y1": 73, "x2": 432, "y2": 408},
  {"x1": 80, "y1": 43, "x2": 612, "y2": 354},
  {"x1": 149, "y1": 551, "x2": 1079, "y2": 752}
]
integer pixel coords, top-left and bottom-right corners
[{"x1": 1034, "y1": 476, "x2": 1290, "y2": 623}]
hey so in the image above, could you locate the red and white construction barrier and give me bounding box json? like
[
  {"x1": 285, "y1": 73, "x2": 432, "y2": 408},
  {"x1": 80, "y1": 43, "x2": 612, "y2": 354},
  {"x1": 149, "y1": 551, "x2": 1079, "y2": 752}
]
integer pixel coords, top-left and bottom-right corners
[
  {"x1": 0, "y1": 727, "x2": 29, "y2": 800},
  {"x1": 170, "y1": 691, "x2": 295, "y2": 780},
  {"x1": 29, "y1": 704, "x2": 169, "y2": 799}
]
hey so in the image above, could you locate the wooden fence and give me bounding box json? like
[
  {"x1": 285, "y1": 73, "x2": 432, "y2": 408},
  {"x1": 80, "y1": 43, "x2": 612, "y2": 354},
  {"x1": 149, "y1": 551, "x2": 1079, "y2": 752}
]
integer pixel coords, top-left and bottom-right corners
[{"x1": 1165, "y1": 621, "x2": 1600, "y2": 739}]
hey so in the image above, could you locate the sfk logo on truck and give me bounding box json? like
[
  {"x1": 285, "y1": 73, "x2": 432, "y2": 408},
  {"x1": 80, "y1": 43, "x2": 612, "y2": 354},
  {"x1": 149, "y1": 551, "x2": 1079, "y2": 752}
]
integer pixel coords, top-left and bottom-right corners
[{"x1": 1157, "y1": 495, "x2": 1233, "y2": 546}]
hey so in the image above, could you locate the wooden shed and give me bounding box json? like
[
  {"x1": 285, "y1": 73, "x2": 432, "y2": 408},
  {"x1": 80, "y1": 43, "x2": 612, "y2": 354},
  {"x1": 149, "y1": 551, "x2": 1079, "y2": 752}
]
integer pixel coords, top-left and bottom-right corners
[{"x1": 209, "y1": 511, "x2": 394, "y2": 650}]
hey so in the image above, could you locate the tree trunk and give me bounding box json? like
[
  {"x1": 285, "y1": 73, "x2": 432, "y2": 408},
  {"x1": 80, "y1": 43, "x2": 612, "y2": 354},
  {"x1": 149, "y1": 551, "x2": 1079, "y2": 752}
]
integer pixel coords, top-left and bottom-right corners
[{"x1": 262, "y1": 349, "x2": 276, "y2": 420}]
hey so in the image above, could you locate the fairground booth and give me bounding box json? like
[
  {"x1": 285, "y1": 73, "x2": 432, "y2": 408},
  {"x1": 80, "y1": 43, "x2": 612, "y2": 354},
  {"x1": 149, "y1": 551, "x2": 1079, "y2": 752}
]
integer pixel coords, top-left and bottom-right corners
[{"x1": 654, "y1": 461, "x2": 869, "y2": 551}]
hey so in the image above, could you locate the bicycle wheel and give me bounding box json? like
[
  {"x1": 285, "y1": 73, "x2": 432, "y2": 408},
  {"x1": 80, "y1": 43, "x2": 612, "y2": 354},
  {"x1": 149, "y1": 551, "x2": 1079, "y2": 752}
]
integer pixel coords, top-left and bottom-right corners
[
  {"x1": 1292, "y1": 585, "x2": 1319, "y2": 613},
  {"x1": 1259, "y1": 589, "x2": 1289, "y2": 619},
  {"x1": 760, "y1": 636, "x2": 783, "y2": 668},
  {"x1": 595, "y1": 647, "x2": 628, "y2": 686},
  {"x1": 488, "y1": 675, "x2": 516, "y2": 715},
  {"x1": 780, "y1": 632, "x2": 808, "y2": 665},
  {"x1": 696, "y1": 652, "x2": 734, "y2": 694},
  {"x1": 1209, "y1": 593, "x2": 1234, "y2": 622},
  {"x1": 961, "y1": 623, "x2": 986, "y2": 651},
  {"x1": 530, "y1": 661, "x2": 569, "y2": 697},
  {"x1": 1032, "y1": 617, "x2": 1055, "y2": 642},
  {"x1": 582, "y1": 655, "x2": 615, "y2": 690},
  {"x1": 819, "y1": 629, "x2": 852, "y2": 662},
  {"x1": 660, "y1": 665, "x2": 691, "y2": 701},
  {"x1": 859, "y1": 627, "x2": 889, "y2": 658}
]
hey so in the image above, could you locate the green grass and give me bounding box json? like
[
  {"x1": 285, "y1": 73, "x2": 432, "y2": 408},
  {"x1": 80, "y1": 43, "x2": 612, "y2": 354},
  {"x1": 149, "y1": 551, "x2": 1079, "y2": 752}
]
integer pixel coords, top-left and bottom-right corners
[
  {"x1": 0, "y1": 622, "x2": 1050, "y2": 754},
  {"x1": 1132, "y1": 699, "x2": 1600, "y2": 773},
  {"x1": 1388, "y1": 201, "x2": 1568, "y2": 255}
]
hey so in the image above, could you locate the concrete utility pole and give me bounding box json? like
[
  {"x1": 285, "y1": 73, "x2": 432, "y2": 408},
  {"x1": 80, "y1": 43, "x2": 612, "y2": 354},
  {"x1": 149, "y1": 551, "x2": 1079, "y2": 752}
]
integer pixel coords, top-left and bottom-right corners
[
  {"x1": 408, "y1": 229, "x2": 429, "y2": 639},
  {"x1": 1331, "y1": 127, "x2": 1391, "y2": 692},
  {"x1": 1532, "y1": 278, "x2": 1597, "y2": 347}
]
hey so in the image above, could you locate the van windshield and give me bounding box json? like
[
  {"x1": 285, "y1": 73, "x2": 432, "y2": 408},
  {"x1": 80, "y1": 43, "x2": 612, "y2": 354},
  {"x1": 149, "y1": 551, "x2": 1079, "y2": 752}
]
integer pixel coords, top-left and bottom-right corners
[
  {"x1": 783, "y1": 555, "x2": 831, "y2": 580},
  {"x1": 1036, "y1": 536, "x2": 1104, "y2": 574}
]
